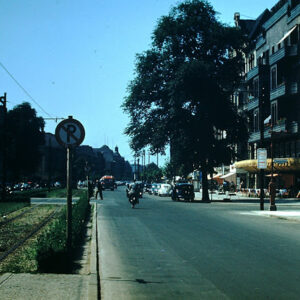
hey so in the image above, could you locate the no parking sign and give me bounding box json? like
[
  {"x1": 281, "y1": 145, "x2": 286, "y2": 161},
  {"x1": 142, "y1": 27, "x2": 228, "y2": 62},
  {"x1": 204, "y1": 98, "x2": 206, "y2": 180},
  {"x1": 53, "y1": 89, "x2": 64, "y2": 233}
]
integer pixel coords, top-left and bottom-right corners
[{"x1": 55, "y1": 116, "x2": 85, "y2": 148}]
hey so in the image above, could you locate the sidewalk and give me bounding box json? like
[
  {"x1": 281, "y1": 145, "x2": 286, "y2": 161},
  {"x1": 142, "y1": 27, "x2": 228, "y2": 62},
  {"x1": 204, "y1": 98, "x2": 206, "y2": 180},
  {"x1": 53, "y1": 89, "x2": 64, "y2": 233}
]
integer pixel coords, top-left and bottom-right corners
[
  {"x1": 194, "y1": 191, "x2": 300, "y2": 204},
  {"x1": 0, "y1": 204, "x2": 99, "y2": 300},
  {"x1": 194, "y1": 191, "x2": 300, "y2": 222}
]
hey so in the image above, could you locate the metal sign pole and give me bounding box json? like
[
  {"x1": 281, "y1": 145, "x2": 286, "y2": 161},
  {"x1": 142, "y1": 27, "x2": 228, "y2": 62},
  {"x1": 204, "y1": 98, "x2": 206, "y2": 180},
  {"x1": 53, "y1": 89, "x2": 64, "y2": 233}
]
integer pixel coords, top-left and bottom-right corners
[
  {"x1": 66, "y1": 146, "x2": 72, "y2": 261},
  {"x1": 55, "y1": 116, "x2": 85, "y2": 268}
]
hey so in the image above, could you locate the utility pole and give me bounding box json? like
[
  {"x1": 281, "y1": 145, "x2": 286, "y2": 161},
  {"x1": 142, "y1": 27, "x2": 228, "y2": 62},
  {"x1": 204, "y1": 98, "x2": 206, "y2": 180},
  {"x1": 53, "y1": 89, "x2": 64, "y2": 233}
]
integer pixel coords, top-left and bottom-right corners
[
  {"x1": 137, "y1": 157, "x2": 140, "y2": 181},
  {"x1": 47, "y1": 136, "x2": 52, "y2": 192},
  {"x1": 143, "y1": 150, "x2": 145, "y2": 182},
  {"x1": 259, "y1": 91, "x2": 265, "y2": 211},
  {"x1": 0, "y1": 93, "x2": 7, "y2": 201},
  {"x1": 134, "y1": 155, "x2": 136, "y2": 180}
]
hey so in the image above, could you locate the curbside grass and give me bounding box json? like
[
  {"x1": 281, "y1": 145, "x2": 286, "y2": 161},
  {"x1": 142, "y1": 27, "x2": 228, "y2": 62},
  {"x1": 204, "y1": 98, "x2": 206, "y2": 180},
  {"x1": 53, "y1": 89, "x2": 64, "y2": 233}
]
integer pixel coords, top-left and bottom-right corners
[{"x1": 36, "y1": 190, "x2": 90, "y2": 273}]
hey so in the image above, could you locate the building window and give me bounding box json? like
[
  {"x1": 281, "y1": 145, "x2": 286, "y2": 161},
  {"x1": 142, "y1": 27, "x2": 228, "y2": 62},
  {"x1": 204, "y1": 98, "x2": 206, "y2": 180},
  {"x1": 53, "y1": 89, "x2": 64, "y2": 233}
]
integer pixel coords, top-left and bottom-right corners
[
  {"x1": 290, "y1": 25, "x2": 299, "y2": 45},
  {"x1": 271, "y1": 66, "x2": 277, "y2": 90},
  {"x1": 253, "y1": 109, "x2": 259, "y2": 132},
  {"x1": 249, "y1": 53, "x2": 255, "y2": 70},
  {"x1": 253, "y1": 78, "x2": 259, "y2": 98},
  {"x1": 271, "y1": 102, "x2": 278, "y2": 125}
]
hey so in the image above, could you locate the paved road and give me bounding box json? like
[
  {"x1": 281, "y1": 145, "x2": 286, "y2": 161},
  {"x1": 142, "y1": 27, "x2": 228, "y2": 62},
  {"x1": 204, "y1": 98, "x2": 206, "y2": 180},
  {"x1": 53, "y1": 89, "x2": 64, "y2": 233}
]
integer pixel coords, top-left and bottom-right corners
[{"x1": 97, "y1": 187, "x2": 300, "y2": 299}]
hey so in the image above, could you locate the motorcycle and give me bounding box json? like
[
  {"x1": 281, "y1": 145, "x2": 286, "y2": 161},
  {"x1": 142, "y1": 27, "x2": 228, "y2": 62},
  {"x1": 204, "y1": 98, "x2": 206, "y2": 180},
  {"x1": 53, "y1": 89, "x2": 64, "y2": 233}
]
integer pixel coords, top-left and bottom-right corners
[{"x1": 128, "y1": 194, "x2": 139, "y2": 208}]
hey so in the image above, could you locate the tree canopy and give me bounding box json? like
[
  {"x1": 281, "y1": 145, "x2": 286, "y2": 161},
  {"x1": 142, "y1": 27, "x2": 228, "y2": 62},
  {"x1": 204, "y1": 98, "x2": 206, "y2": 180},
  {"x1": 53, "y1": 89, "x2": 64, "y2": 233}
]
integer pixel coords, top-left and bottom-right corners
[
  {"x1": 122, "y1": 0, "x2": 247, "y2": 201},
  {"x1": 5, "y1": 102, "x2": 45, "y2": 181},
  {"x1": 142, "y1": 163, "x2": 163, "y2": 183}
]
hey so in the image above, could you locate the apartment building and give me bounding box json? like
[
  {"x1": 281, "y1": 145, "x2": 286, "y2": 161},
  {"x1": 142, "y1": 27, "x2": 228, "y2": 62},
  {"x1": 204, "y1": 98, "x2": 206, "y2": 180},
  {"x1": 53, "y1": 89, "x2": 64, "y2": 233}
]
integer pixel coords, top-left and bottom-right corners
[{"x1": 234, "y1": 0, "x2": 300, "y2": 190}]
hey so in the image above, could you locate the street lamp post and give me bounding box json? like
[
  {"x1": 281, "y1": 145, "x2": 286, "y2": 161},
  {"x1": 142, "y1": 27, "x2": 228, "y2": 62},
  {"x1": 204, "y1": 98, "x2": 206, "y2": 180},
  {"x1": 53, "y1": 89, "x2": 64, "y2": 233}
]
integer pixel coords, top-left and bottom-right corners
[{"x1": 269, "y1": 124, "x2": 277, "y2": 211}]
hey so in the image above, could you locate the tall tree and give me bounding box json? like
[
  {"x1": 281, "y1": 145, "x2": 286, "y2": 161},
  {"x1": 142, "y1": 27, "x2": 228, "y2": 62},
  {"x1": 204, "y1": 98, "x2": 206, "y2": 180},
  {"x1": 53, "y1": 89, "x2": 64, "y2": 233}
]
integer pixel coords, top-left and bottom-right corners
[
  {"x1": 142, "y1": 163, "x2": 163, "y2": 183},
  {"x1": 6, "y1": 102, "x2": 45, "y2": 181},
  {"x1": 123, "y1": 0, "x2": 247, "y2": 201}
]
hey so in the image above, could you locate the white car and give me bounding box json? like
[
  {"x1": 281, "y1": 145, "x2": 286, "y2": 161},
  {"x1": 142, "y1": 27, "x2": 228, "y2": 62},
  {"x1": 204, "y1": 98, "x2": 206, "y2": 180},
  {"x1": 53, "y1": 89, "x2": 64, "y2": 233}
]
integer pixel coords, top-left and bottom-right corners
[{"x1": 158, "y1": 184, "x2": 172, "y2": 196}]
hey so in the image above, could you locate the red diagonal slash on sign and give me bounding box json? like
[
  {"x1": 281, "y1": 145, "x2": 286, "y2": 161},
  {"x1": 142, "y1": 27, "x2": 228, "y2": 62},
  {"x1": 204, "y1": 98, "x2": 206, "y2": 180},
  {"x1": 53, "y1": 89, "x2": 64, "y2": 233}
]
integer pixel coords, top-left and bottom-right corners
[{"x1": 61, "y1": 124, "x2": 79, "y2": 143}]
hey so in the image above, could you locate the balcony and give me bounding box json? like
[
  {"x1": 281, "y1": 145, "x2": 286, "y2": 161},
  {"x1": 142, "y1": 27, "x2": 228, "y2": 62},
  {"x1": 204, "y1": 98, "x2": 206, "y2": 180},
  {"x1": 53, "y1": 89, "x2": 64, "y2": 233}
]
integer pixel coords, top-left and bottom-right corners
[
  {"x1": 270, "y1": 84, "x2": 286, "y2": 100},
  {"x1": 246, "y1": 97, "x2": 259, "y2": 111},
  {"x1": 263, "y1": 3, "x2": 288, "y2": 30},
  {"x1": 256, "y1": 36, "x2": 266, "y2": 50},
  {"x1": 249, "y1": 121, "x2": 287, "y2": 143},
  {"x1": 269, "y1": 45, "x2": 298, "y2": 66},
  {"x1": 249, "y1": 131, "x2": 260, "y2": 143},
  {"x1": 288, "y1": 4, "x2": 300, "y2": 23},
  {"x1": 246, "y1": 66, "x2": 258, "y2": 81}
]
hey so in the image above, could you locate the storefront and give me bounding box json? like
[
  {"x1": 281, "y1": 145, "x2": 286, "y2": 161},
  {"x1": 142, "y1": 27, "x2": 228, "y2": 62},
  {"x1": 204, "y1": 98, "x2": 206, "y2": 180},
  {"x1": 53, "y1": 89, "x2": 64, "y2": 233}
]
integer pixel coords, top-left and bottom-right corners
[{"x1": 235, "y1": 158, "x2": 300, "y2": 189}]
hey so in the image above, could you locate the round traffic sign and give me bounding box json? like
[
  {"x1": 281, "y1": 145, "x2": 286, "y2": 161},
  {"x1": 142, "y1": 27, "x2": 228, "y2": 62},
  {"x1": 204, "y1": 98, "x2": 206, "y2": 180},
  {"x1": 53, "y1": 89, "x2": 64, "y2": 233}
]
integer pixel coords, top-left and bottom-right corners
[{"x1": 55, "y1": 116, "x2": 85, "y2": 148}]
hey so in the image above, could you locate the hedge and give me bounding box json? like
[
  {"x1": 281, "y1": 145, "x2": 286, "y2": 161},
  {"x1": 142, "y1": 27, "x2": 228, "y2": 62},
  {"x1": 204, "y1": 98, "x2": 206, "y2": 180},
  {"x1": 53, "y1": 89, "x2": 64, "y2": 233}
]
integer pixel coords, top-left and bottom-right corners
[{"x1": 36, "y1": 190, "x2": 90, "y2": 273}]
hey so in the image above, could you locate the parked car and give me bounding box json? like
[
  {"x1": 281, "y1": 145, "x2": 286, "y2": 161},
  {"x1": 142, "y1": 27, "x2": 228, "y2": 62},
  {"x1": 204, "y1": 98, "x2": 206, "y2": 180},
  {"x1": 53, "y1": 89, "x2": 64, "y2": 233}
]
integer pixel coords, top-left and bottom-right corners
[
  {"x1": 158, "y1": 184, "x2": 172, "y2": 196},
  {"x1": 152, "y1": 183, "x2": 161, "y2": 195},
  {"x1": 171, "y1": 183, "x2": 195, "y2": 202},
  {"x1": 144, "y1": 183, "x2": 152, "y2": 194}
]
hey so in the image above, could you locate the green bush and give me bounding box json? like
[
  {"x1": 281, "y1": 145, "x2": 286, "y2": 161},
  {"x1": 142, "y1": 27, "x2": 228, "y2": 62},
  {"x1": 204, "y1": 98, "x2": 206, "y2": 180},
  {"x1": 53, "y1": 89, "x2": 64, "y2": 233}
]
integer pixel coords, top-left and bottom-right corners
[{"x1": 36, "y1": 190, "x2": 90, "y2": 273}]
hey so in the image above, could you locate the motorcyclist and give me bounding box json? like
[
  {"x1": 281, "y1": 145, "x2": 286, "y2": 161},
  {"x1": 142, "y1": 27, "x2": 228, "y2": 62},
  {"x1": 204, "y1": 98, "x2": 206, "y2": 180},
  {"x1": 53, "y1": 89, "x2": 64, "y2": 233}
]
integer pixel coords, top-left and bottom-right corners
[{"x1": 128, "y1": 181, "x2": 140, "y2": 204}]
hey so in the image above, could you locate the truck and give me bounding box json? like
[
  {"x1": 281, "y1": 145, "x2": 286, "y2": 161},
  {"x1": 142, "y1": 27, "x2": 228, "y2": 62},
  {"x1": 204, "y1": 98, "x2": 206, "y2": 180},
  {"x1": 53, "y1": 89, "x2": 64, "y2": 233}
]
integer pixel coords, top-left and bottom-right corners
[{"x1": 100, "y1": 175, "x2": 115, "y2": 191}]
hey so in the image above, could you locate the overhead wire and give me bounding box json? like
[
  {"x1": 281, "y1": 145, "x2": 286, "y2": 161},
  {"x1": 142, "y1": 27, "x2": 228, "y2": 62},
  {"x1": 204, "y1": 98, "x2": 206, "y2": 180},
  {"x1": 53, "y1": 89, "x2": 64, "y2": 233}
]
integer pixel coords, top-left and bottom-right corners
[{"x1": 0, "y1": 61, "x2": 53, "y2": 118}]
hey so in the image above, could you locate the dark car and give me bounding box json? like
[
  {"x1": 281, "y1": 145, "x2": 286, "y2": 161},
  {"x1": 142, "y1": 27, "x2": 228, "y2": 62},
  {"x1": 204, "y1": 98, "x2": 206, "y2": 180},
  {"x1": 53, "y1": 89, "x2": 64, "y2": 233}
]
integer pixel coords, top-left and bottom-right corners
[{"x1": 171, "y1": 183, "x2": 195, "y2": 202}]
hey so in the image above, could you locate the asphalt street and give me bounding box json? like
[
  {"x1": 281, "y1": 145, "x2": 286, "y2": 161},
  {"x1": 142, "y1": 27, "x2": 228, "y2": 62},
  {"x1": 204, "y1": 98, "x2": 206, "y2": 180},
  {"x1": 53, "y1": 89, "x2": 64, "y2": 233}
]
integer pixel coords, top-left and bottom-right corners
[{"x1": 97, "y1": 187, "x2": 300, "y2": 299}]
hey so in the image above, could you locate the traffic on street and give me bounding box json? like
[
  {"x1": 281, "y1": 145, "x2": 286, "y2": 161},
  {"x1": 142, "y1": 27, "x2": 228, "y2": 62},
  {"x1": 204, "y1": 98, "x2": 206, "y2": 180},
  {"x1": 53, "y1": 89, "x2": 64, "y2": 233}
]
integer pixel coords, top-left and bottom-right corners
[{"x1": 97, "y1": 187, "x2": 300, "y2": 299}]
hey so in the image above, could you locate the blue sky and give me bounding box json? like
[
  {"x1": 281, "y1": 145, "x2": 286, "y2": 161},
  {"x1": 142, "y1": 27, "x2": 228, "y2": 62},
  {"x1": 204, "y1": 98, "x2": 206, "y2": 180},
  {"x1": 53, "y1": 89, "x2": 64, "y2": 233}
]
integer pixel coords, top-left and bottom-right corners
[{"x1": 0, "y1": 0, "x2": 278, "y2": 164}]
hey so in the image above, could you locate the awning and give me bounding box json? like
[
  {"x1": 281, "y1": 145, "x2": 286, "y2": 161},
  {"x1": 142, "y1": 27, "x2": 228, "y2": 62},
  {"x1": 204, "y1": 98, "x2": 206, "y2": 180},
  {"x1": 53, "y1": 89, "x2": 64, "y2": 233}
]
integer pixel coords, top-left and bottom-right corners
[
  {"x1": 220, "y1": 172, "x2": 236, "y2": 179},
  {"x1": 235, "y1": 157, "x2": 300, "y2": 173},
  {"x1": 207, "y1": 173, "x2": 222, "y2": 180},
  {"x1": 278, "y1": 25, "x2": 297, "y2": 44}
]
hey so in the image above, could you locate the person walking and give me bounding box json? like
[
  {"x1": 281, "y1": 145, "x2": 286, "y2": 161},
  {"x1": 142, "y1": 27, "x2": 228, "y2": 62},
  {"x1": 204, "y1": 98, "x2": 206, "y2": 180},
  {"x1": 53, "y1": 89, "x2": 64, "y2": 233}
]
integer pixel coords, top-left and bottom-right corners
[{"x1": 96, "y1": 180, "x2": 103, "y2": 200}]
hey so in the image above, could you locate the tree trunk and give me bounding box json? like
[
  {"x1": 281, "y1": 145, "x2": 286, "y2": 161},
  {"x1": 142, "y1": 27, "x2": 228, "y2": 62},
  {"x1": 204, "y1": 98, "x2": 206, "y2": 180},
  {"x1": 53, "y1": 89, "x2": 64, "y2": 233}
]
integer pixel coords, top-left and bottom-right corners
[{"x1": 201, "y1": 160, "x2": 210, "y2": 202}]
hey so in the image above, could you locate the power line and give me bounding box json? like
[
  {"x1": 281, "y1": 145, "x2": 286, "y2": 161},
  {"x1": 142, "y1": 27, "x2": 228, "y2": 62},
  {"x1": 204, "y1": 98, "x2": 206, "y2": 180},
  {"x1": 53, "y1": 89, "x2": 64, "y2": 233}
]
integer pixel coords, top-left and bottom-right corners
[
  {"x1": 0, "y1": 61, "x2": 53, "y2": 118},
  {"x1": 240, "y1": 14, "x2": 255, "y2": 19}
]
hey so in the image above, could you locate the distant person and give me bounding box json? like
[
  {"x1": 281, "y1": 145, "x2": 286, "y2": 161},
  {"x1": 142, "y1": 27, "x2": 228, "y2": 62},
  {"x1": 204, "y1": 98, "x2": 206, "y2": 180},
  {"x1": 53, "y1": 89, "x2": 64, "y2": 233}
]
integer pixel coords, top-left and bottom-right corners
[{"x1": 96, "y1": 180, "x2": 103, "y2": 200}]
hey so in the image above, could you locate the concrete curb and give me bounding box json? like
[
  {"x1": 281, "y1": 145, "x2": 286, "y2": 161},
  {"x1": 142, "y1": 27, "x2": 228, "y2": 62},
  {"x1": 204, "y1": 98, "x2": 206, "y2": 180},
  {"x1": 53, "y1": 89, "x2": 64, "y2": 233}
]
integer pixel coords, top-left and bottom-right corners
[{"x1": 88, "y1": 203, "x2": 99, "y2": 300}]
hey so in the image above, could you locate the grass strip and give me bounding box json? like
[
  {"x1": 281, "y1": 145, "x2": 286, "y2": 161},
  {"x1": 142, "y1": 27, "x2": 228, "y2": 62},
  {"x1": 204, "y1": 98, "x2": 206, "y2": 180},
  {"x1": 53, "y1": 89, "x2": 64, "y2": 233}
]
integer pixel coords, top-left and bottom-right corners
[
  {"x1": 36, "y1": 189, "x2": 90, "y2": 273},
  {"x1": 0, "y1": 191, "x2": 90, "y2": 274},
  {"x1": 0, "y1": 202, "x2": 29, "y2": 217}
]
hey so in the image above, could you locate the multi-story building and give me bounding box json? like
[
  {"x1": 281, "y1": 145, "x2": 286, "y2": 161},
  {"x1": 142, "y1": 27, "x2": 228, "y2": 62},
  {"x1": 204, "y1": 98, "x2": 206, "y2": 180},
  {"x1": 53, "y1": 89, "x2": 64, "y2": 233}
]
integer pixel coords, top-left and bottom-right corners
[{"x1": 234, "y1": 0, "x2": 300, "y2": 191}]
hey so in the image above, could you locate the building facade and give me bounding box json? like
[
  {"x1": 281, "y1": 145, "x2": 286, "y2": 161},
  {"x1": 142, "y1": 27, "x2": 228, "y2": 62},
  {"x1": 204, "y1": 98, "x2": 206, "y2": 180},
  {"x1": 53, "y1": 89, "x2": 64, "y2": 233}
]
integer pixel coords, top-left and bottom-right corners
[{"x1": 234, "y1": 0, "x2": 300, "y2": 191}]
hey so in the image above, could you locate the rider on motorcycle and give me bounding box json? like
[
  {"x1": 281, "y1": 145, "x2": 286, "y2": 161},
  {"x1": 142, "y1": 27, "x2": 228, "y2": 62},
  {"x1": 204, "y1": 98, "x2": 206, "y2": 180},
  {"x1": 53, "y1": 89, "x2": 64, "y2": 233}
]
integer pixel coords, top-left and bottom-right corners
[{"x1": 128, "y1": 182, "x2": 140, "y2": 204}]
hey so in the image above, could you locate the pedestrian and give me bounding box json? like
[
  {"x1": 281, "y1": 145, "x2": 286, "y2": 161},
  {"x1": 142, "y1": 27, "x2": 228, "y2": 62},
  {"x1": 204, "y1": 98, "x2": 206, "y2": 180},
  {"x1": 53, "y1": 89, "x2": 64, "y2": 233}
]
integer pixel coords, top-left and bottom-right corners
[{"x1": 96, "y1": 180, "x2": 103, "y2": 200}]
